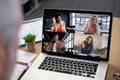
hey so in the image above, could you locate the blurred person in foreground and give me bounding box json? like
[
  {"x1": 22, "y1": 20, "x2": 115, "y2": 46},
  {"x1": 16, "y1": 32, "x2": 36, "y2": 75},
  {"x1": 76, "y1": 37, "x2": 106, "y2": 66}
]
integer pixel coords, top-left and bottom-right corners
[{"x1": 0, "y1": 0, "x2": 23, "y2": 80}]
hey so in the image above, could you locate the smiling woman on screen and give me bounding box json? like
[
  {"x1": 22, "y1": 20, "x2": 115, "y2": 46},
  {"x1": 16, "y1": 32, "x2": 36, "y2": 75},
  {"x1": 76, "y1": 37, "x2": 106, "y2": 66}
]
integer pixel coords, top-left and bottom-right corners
[
  {"x1": 51, "y1": 13, "x2": 67, "y2": 32},
  {"x1": 84, "y1": 16, "x2": 101, "y2": 36}
]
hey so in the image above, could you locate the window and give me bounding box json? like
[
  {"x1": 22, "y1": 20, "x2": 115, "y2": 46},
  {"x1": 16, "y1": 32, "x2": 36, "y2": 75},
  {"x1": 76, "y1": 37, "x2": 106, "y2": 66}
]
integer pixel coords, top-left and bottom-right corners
[
  {"x1": 70, "y1": 13, "x2": 110, "y2": 36},
  {"x1": 70, "y1": 13, "x2": 75, "y2": 26},
  {"x1": 65, "y1": 33, "x2": 74, "y2": 48},
  {"x1": 100, "y1": 16, "x2": 110, "y2": 31}
]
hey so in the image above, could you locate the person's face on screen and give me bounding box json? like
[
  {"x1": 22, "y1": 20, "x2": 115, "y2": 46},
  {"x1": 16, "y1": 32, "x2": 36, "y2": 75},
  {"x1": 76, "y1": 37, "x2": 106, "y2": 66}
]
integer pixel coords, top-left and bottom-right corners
[
  {"x1": 56, "y1": 16, "x2": 62, "y2": 23},
  {"x1": 54, "y1": 35, "x2": 59, "y2": 42},
  {"x1": 91, "y1": 16, "x2": 97, "y2": 24},
  {"x1": 86, "y1": 36, "x2": 93, "y2": 44}
]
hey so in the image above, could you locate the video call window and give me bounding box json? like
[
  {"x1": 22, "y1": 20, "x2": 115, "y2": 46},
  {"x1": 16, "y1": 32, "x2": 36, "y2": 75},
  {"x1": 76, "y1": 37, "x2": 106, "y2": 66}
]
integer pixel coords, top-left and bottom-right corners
[
  {"x1": 70, "y1": 13, "x2": 110, "y2": 36},
  {"x1": 43, "y1": 10, "x2": 75, "y2": 33},
  {"x1": 74, "y1": 34, "x2": 108, "y2": 58},
  {"x1": 43, "y1": 11, "x2": 68, "y2": 33},
  {"x1": 42, "y1": 32, "x2": 74, "y2": 53},
  {"x1": 43, "y1": 10, "x2": 112, "y2": 59}
]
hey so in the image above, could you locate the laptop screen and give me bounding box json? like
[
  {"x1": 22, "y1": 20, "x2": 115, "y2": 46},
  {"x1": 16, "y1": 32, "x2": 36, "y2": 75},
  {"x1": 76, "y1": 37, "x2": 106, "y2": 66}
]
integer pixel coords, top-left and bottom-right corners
[{"x1": 42, "y1": 9, "x2": 112, "y2": 61}]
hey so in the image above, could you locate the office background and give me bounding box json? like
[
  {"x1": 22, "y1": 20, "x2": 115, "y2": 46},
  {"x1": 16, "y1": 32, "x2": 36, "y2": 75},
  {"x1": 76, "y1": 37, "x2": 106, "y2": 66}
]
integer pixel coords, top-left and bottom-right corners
[{"x1": 23, "y1": 0, "x2": 120, "y2": 20}]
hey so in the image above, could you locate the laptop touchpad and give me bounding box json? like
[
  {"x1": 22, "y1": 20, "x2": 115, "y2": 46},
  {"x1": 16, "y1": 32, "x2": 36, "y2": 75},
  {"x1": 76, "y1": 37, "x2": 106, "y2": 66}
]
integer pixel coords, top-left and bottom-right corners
[{"x1": 50, "y1": 74, "x2": 72, "y2": 80}]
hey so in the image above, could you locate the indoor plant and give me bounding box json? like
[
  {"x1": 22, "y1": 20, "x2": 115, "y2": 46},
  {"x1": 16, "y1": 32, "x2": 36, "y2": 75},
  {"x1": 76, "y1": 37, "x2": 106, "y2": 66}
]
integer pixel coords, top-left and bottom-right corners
[{"x1": 23, "y1": 34, "x2": 36, "y2": 52}]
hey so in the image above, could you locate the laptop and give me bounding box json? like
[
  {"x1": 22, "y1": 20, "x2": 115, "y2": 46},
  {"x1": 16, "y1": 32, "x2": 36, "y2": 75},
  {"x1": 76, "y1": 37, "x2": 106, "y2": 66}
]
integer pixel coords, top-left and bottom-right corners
[{"x1": 21, "y1": 9, "x2": 113, "y2": 80}]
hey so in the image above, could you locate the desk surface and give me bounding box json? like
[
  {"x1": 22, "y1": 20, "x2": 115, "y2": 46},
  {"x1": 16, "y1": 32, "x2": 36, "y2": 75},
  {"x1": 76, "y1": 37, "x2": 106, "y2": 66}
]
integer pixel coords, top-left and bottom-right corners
[{"x1": 20, "y1": 17, "x2": 120, "y2": 80}]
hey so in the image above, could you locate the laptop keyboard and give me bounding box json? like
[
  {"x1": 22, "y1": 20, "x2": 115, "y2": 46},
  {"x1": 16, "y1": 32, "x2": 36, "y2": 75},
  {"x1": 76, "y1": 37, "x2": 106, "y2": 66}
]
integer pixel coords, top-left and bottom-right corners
[{"x1": 38, "y1": 57, "x2": 98, "y2": 78}]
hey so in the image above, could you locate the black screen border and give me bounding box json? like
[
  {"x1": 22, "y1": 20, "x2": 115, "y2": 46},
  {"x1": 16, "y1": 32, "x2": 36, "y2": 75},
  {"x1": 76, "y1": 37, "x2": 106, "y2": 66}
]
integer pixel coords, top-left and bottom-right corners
[{"x1": 42, "y1": 9, "x2": 113, "y2": 61}]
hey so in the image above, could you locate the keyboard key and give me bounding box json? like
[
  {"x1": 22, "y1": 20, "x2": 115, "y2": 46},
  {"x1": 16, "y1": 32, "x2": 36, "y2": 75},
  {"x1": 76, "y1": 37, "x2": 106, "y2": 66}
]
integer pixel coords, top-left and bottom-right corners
[
  {"x1": 87, "y1": 74, "x2": 91, "y2": 77},
  {"x1": 91, "y1": 76, "x2": 95, "y2": 78},
  {"x1": 54, "y1": 70, "x2": 72, "y2": 74}
]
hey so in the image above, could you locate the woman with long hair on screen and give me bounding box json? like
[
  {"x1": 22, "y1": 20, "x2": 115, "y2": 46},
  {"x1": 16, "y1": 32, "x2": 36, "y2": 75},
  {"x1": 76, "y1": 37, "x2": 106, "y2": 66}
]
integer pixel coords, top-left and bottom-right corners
[
  {"x1": 81, "y1": 36, "x2": 94, "y2": 54},
  {"x1": 51, "y1": 13, "x2": 66, "y2": 32},
  {"x1": 84, "y1": 16, "x2": 101, "y2": 36}
]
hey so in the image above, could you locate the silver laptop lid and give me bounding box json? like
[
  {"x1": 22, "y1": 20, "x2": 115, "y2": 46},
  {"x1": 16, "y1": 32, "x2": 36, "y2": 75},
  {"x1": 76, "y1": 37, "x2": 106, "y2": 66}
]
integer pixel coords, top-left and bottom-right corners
[{"x1": 42, "y1": 9, "x2": 113, "y2": 61}]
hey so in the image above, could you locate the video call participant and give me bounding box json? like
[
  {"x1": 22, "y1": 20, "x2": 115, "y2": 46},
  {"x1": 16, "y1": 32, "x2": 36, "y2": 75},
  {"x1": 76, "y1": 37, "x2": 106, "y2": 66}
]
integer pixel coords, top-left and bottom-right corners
[
  {"x1": 84, "y1": 16, "x2": 101, "y2": 36},
  {"x1": 51, "y1": 13, "x2": 67, "y2": 32},
  {"x1": 80, "y1": 36, "x2": 95, "y2": 54},
  {"x1": 46, "y1": 35, "x2": 65, "y2": 53}
]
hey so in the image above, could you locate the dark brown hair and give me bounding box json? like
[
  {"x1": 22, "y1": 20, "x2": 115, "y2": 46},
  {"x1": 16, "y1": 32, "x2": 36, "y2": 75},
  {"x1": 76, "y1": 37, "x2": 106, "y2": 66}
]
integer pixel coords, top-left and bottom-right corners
[
  {"x1": 86, "y1": 36, "x2": 93, "y2": 44},
  {"x1": 55, "y1": 13, "x2": 63, "y2": 23},
  {"x1": 84, "y1": 36, "x2": 93, "y2": 50}
]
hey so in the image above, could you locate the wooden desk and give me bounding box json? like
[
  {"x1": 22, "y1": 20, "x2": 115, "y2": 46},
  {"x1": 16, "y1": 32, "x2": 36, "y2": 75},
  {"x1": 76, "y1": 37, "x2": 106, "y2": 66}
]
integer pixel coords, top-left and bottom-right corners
[
  {"x1": 20, "y1": 17, "x2": 120, "y2": 80},
  {"x1": 109, "y1": 17, "x2": 120, "y2": 68}
]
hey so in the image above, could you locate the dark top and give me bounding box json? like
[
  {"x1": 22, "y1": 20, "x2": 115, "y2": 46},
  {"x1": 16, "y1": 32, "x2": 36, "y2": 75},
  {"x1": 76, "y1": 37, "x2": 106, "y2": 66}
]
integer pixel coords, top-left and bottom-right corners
[{"x1": 81, "y1": 44, "x2": 94, "y2": 54}]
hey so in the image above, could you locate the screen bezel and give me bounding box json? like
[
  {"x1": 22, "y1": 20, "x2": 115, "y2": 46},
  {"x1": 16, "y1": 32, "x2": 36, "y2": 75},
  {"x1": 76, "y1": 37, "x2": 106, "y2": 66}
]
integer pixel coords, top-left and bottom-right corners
[{"x1": 42, "y1": 9, "x2": 113, "y2": 61}]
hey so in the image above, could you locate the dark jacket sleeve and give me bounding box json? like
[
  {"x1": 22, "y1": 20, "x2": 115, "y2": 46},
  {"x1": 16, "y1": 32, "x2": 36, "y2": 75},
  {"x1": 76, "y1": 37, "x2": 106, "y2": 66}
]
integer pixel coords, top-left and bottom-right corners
[{"x1": 81, "y1": 44, "x2": 94, "y2": 54}]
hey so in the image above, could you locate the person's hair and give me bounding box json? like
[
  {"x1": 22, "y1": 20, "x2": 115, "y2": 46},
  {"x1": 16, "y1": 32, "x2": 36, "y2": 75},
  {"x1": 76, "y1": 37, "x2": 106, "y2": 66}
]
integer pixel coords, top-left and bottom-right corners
[
  {"x1": 90, "y1": 16, "x2": 98, "y2": 23},
  {"x1": 51, "y1": 34, "x2": 59, "y2": 42},
  {"x1": 91, "y1": 15, "x2": 97, "y2": 19},
  {"x1": 86, "y1": 36, "x2": 93, "y2": 44},
  {"x1": 55, "y1": 13, "x2": 63, "y2": 23},
  {"x1": 54, "y1": 34, "x2": 59, "y2": 38},
  {"x1": 84, "y1": 36, "x2": 93, "y2": 50}
]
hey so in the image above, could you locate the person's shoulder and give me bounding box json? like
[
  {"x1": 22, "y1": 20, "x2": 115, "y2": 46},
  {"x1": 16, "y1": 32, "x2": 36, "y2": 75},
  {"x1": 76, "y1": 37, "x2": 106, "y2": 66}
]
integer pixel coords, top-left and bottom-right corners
[
  {"x1": 90, "y1": 43, "x2": 94, "y2": 46},
  {"x1": 96, "y1": 23, "x2": 100, "y2": 27}
]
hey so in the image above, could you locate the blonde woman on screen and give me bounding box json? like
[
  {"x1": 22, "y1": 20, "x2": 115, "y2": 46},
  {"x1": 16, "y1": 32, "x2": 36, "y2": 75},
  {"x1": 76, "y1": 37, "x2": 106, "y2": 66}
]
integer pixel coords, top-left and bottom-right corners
[{"x1": 84, "y1": 16, "x2": 101, "y2": 36}]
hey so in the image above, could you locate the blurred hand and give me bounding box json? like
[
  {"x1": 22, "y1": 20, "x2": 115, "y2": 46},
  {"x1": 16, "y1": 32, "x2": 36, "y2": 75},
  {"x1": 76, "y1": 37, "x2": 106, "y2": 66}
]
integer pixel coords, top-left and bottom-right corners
[{"x1": 81, "y1": 41, "x2": 85, "y2": 48}]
